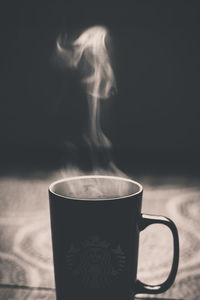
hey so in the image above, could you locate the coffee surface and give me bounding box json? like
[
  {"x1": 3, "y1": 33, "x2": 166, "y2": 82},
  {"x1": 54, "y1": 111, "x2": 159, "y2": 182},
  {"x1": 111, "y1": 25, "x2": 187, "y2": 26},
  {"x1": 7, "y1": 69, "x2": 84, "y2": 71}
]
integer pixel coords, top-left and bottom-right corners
[{"x1": 54, "y1": 177, "x2": 139, "y2": 200}]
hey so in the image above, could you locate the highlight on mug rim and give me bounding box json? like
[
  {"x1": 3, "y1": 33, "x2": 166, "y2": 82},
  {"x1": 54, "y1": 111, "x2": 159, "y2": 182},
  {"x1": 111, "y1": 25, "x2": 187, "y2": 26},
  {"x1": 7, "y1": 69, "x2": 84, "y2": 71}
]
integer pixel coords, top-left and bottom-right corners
[{"x1": 49, "y1": 175, "x2": 143, "y2": 201}]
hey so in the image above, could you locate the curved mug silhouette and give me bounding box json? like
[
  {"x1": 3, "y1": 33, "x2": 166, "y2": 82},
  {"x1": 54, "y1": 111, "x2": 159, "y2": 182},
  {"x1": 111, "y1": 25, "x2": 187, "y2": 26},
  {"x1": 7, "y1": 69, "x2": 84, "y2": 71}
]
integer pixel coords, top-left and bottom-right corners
[{"x1": 49, "y1": 175, "x2": 179, "y2": 300}]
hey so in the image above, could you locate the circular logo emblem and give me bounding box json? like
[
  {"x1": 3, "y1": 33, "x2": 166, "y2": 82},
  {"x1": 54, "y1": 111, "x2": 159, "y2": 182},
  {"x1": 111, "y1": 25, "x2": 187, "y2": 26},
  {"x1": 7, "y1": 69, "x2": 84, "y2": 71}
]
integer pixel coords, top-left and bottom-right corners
[{"x1": 66, "y1": 236, "x2": 126, "y2": 288}]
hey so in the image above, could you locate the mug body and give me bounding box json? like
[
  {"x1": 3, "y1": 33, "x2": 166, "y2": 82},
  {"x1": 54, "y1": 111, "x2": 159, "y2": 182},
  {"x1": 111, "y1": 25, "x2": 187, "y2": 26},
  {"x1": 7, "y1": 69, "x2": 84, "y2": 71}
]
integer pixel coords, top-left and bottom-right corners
[{"x1": 49, "y1": 175, "x2": 143, "y2": 300}]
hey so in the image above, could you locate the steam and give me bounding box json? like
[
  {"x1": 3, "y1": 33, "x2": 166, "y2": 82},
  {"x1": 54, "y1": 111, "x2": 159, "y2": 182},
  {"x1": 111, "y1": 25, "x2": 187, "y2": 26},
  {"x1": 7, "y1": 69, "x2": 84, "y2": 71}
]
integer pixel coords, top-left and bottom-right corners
[
  {"x1": 57, "y1": 26, "x2": 116, "y2": 99},
  {"x1": 56, "y1": 25, "x2": 126, "y2": 194},
  {"x1": 57, "y1": 26, "x2": 116, "y2": 150}
]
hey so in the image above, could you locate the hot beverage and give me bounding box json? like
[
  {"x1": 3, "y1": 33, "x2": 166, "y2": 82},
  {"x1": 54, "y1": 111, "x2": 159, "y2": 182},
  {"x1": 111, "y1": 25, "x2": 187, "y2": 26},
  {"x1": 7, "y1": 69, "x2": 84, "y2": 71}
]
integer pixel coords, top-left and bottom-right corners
[
  {"x1": 49, "y1": 175, "x2": 179, "y2": 300},
  {"x1": 51, "y1": 175, "x2": 138, "y2": 200}
]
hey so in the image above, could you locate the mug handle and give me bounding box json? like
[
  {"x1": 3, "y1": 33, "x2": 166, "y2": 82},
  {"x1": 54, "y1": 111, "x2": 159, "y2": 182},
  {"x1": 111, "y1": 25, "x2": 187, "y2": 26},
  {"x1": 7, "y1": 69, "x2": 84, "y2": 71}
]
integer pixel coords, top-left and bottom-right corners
[{"x1": 135, "y1": 213, "x2": 179, "y2": 294}]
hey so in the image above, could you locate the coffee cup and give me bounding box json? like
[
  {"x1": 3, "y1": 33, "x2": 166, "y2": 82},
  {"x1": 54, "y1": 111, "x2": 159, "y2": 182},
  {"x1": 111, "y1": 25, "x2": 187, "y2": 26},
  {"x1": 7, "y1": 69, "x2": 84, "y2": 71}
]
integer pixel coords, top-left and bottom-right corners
[{"x1": 49, "y1": 175, "x2": 179, "y2": 300}]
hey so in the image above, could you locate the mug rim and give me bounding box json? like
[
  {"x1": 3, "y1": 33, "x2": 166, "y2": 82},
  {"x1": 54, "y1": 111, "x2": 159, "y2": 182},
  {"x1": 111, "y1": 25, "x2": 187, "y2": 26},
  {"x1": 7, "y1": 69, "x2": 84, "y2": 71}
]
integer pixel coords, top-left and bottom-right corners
[{"x1": 49, "y1": 175, "x2": 143, "y2": 201}]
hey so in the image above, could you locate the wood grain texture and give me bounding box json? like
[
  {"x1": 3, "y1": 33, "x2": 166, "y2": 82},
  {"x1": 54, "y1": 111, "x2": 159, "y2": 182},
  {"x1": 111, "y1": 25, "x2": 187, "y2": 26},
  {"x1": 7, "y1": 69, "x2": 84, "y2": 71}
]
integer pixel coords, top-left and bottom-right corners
[{"x1": 0, "y1": 171, "x2": 199, "y2": 299}]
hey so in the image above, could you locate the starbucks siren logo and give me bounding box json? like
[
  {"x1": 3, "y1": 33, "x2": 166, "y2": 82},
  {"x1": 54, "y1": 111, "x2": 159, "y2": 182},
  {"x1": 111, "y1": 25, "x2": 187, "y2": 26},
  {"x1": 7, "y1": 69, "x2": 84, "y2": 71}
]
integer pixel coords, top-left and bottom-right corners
[{"x1": 66, "y1": 236, "x2": 126, "y2": 288}]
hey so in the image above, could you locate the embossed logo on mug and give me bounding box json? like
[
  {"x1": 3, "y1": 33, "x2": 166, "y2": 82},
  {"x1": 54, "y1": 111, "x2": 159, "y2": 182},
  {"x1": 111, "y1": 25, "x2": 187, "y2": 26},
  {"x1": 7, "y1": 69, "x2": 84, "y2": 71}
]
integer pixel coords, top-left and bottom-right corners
[{"x1": 66, "y1": 236, "x2": 126, "y2": 288}]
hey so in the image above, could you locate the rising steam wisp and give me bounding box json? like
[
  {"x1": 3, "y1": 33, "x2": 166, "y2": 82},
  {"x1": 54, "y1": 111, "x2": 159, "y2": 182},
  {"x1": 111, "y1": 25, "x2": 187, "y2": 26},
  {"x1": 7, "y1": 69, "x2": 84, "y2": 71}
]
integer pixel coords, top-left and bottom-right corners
[
  {"x1": 56, "y1": 26, "x2": 126, "y2": 197},
  {"x1": 57, "y1": 26, "x2": 116, "y2": 150}
]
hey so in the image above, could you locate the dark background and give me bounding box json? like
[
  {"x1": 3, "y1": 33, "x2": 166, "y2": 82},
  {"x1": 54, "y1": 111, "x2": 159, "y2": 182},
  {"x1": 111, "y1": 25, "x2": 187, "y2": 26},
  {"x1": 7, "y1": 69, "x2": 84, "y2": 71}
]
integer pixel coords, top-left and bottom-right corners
[{"x1": 1, "y1": 1, "x2": 200, "y2": 173}]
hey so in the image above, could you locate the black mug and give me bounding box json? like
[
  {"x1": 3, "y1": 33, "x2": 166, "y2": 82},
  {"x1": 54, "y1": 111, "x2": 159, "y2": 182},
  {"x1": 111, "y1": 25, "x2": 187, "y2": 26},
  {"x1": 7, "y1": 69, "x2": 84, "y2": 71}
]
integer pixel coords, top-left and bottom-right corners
[{"x1": 49, "y1": 175, "x2": 179, "y2": 300}]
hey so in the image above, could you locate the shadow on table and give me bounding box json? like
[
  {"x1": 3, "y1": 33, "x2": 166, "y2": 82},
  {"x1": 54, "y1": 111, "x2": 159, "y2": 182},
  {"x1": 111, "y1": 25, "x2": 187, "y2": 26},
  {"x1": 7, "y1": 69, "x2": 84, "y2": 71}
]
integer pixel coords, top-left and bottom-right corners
[{"x1": 0, "y1": 284, "x2": 186, "y2": 300}]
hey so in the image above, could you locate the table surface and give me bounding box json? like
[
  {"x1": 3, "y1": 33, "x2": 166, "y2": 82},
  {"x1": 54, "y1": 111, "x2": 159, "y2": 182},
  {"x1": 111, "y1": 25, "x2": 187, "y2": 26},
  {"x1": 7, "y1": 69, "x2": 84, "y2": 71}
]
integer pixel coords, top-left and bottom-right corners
[{"x1": 0, "y1": 168, "x2": 199, "y2": 300}]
